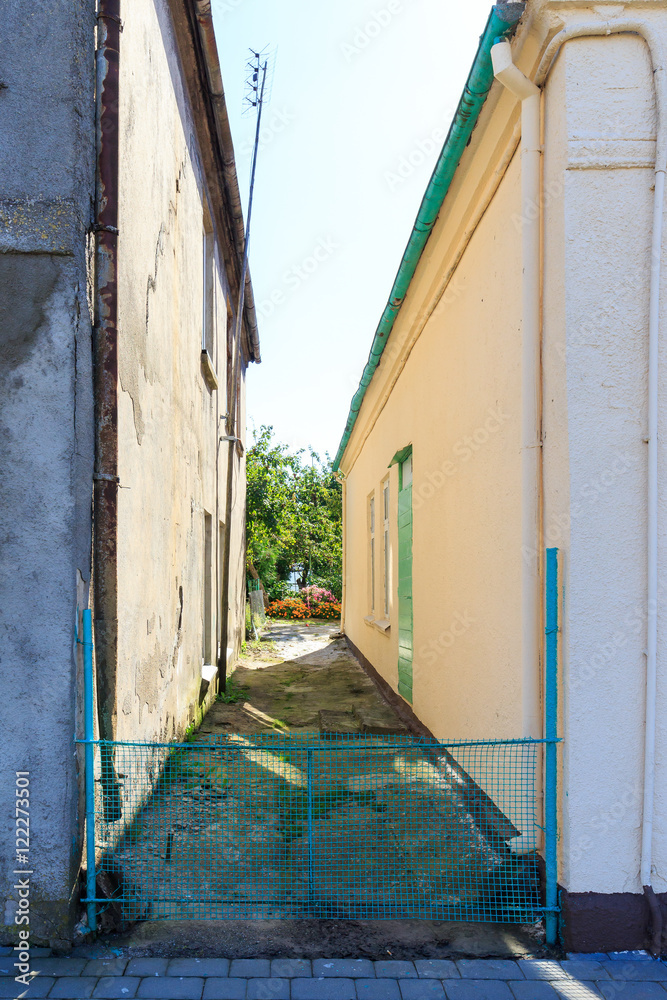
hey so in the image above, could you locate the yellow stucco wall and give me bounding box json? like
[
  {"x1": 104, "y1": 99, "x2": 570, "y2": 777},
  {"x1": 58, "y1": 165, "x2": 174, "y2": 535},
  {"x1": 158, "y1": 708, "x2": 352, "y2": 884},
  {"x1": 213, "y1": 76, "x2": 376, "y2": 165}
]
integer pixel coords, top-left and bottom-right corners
[{"x1": 343, "y1": 154, "x2": 524, "y2": 741}]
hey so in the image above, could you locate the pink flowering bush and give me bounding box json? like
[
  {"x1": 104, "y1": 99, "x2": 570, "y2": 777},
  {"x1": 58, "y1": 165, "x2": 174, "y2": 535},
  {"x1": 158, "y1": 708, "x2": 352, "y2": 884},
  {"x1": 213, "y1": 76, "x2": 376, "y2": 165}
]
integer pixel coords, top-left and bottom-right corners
[{"x1": 300, "y1": 585, "x2": 337, "y2": 604}]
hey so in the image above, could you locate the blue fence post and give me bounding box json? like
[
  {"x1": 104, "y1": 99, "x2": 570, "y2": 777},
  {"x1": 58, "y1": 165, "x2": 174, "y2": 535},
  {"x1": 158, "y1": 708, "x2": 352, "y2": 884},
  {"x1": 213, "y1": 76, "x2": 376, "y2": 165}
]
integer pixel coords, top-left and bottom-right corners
[
  {"x1": 545, "y1": 548, "x2": 559, "y2": 946},
  {"x1": 306, "y1": 748, "x2": 314, "y2": 906},
  {"x1": 82, "y1": 609, "x2": 97, "y2": 936}
]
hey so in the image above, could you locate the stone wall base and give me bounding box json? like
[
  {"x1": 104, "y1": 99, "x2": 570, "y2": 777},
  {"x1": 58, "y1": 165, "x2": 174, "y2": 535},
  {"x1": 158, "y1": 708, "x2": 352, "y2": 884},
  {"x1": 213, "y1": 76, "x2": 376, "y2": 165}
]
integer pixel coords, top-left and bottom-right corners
[{"x1": 559, "y1": 890, "x2": 667, "y2": 953}]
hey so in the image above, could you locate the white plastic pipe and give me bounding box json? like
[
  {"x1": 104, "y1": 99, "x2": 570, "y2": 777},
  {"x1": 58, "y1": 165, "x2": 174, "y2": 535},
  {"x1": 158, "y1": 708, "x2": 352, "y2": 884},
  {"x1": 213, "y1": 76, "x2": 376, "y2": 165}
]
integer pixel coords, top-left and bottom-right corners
[{"x1": 492, "y1": 40, "x2": 543, "y2": 740}]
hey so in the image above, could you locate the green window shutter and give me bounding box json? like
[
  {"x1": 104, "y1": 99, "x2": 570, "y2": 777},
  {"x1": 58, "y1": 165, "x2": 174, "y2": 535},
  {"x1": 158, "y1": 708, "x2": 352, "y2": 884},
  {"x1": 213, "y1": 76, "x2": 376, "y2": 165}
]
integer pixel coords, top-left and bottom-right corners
[{"x1": 396, "y1": 455, "x2": 413, "y2": 703}]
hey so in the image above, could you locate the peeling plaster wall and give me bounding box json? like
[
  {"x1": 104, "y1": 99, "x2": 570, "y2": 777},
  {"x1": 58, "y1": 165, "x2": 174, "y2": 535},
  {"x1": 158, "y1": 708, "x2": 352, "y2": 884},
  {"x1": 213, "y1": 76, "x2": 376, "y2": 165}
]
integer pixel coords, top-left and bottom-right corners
[
  {"x1": 0, "y1": 0, "x2": 95, "y2": 944},
  {"x1": 115, "y1": 0, "x2": 247, "y2": 744}
]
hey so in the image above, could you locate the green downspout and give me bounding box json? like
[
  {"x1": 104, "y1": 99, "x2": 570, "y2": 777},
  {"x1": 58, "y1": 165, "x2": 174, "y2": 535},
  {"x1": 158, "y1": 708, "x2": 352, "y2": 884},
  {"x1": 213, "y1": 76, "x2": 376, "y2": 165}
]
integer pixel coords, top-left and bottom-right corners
[{"x1": 332, "y1": 3, "x2": 525, "y2": 472}]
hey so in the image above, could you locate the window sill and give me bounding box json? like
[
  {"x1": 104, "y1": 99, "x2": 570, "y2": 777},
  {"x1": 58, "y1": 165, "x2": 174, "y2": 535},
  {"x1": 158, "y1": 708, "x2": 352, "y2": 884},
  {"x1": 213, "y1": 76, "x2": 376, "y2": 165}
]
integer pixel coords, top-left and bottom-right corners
[
  {"x1": 201, "y1": 349, "x2": 219, "y2": 390},
  {"x1": 364, "y1": 615, "x2": 391, "y2": 634},
  {"x1": 201, "y1": 663, "x2": 217, "y2": 682}
]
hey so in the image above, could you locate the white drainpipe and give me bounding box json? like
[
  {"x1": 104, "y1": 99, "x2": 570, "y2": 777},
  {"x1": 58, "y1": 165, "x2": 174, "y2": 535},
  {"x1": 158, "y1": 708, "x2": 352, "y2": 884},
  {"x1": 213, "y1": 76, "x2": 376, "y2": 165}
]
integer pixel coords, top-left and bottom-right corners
[
  {"x1": 491, "y1": 40, "x2": 542, "y2": 741},
  {"x1": 494, "y1": 20, "x2": 667, "y2": 952}
]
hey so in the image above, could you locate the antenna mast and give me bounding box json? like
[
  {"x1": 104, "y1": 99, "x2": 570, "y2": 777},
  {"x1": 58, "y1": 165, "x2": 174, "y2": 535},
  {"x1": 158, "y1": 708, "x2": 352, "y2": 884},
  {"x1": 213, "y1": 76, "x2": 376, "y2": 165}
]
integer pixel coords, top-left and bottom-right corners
[
  {"x1": 227, "y1": 49, "x2": 269, "y2": 436},
  {"x1": 219, "y1": 47, "x2": 271, "y2": 691}
]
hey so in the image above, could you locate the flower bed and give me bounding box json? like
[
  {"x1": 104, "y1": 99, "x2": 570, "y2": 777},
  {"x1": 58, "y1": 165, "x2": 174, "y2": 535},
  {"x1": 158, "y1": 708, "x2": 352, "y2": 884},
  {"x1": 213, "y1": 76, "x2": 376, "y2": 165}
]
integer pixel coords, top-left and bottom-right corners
[{"x1": 266, "y1": 597, "x2": 341, "y2": 621}]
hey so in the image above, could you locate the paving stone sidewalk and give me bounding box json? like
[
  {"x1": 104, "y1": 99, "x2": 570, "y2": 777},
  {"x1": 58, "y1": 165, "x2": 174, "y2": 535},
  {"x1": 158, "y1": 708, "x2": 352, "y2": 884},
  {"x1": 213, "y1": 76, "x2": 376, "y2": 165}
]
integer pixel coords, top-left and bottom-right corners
[{"x1": 1, "y1": 950, "x2": 666, "y2": 1000}]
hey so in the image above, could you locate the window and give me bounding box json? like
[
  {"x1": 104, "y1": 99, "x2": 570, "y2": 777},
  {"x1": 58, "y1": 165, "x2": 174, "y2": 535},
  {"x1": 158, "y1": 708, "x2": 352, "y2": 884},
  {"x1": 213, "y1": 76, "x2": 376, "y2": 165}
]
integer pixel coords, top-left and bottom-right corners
[
  {"x1": 200, "y1": 209, "x2": 219, "y2": 390},
  {"x1": 202, "y1": 218, "x2": 215, "y2": 357},
  {"x1": 383, "y1": 479, "x2": 390, "y2": 618},
  {"x1": 369, "y1": 494, "x2": 376, "y2": 614},
  {"x1": 203, "y1": 512, "x2": 213, "y2": 664},
  {"x1": 401, "y1": 452, "x2": 412, "y2": 489},
  {"x1": 218, "y1": 520, "x2": 225, "y2": 662}
]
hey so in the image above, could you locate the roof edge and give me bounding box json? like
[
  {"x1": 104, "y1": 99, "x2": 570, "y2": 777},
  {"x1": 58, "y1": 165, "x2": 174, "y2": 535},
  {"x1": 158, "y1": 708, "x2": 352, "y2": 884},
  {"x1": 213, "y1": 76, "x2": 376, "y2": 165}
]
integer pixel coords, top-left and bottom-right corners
[
  {"x1": 332, "y1": 3, "x2": 525, "y2": 470},
  {"x1": 192, "y1": 1, "x2": 261, "y2": 363}
]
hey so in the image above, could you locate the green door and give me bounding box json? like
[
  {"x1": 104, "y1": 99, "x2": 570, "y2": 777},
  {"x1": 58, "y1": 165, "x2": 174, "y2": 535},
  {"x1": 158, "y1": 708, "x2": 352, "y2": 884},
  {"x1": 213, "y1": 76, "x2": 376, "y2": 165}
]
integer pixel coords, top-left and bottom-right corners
[{"x1": 397, "y1": 453, "x2": 413, "y2": 702}]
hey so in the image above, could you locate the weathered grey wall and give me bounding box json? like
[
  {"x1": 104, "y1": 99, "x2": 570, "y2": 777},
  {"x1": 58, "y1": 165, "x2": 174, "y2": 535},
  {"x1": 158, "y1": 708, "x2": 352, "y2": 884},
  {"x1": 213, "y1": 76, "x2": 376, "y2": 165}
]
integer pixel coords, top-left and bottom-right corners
[
  {"x1": 113, "y1": 0, "x2": 247, "y2": 747},
  {"x1": 0, "y1": 0, "x2": 96, "y2": 944}
]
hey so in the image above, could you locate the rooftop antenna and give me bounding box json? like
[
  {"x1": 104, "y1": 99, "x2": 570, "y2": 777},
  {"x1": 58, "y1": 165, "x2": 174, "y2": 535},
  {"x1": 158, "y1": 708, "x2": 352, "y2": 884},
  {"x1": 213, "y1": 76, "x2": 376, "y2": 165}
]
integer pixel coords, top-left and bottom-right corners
[
  {"x1": 242, "y1": 45, "x2": 275, "y2": 116},
  {"x1": 228, "y1": 46, "x2": 274, "y2": 428}
]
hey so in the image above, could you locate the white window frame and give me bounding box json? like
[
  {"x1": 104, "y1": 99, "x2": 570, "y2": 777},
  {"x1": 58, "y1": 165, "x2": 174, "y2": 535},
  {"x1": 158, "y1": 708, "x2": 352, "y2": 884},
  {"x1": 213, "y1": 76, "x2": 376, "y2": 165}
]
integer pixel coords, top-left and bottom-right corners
[
  {"x1": 383, "y1": 478, "x2": 390, "y2": 619},
  {"x1": 202, "y1": 225, "x2": 215, "y2": 356},
  {"x1": 369, "y1": 493, "x2": 376, "y2": 615}
]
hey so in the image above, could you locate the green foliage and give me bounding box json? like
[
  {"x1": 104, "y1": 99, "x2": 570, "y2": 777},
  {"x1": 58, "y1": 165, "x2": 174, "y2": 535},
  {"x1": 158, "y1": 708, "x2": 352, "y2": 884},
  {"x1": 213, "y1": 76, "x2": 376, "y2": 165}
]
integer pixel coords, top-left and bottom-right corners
[
  {"x1": 269, "y1": 580, "x2": 298, "y2": 602},
  {"x1": 216, "y1": 677, "x2": 249, "y2": 705},
  {"x1": 241, "y1": 636, "x2": 278, "y2": 659},
  {"x1": 246, "y1": 426, "x2": 342, "y2": 600}
]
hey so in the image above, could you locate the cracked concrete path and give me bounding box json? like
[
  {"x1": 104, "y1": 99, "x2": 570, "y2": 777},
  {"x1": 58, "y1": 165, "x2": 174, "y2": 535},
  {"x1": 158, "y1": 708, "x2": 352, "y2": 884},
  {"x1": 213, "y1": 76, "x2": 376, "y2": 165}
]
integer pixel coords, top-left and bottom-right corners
[{"x1": 198, "y1": 621, "x2": 404, "y2": 737}]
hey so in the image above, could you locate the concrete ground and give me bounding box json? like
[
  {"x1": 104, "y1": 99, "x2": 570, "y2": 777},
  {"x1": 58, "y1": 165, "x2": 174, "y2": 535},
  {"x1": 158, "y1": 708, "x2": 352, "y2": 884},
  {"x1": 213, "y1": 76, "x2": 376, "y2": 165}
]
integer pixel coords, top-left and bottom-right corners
[{"x1": 3, "y1": 947, "x2": 667, "y2": 999}]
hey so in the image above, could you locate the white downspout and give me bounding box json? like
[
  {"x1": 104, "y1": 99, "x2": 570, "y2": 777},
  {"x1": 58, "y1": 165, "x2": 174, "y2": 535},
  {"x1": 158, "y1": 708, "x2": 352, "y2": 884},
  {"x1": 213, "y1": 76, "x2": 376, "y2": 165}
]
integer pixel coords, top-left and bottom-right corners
[{"x1": 491, "y1": 40, "x2": 543, "y2": 741}]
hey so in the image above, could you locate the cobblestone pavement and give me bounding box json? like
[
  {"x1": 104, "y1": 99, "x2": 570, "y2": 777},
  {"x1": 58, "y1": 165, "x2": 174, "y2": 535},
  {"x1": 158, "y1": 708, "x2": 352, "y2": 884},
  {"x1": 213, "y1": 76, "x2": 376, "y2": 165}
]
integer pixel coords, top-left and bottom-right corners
[{"x1": 2, "y1": 950, "x2": 667, "y2": 999}]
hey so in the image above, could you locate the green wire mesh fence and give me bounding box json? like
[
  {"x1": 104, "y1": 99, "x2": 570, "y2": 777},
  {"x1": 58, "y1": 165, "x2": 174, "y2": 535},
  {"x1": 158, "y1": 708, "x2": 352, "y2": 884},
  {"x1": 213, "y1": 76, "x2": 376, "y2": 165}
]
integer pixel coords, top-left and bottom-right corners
[{"x1": 84, "y1": 733, "x2": 546, "y2": 923}]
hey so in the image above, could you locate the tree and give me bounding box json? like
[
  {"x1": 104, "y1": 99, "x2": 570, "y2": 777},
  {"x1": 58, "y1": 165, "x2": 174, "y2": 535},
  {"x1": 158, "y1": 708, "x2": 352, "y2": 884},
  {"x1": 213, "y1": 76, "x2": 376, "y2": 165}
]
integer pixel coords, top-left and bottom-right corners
[{"x1": 246, "y1": 426, "x2": 342, "y2": 598}]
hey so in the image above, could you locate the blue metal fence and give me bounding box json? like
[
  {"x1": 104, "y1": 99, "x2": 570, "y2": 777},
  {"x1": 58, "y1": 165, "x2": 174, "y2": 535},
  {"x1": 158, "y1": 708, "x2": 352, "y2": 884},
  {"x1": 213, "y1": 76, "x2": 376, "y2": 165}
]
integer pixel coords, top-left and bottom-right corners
[
  {"x1": 79, "y1": 549, "x2": 560, "y2": 934},
  {"x1": 82, "y1": 733, "x2": 546, "y2": 923}
]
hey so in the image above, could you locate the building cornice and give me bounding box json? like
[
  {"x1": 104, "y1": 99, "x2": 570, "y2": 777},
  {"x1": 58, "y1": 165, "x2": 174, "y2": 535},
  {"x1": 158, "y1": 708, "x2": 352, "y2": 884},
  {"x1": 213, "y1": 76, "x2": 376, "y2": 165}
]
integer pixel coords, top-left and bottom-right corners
[{"x1": 166, "y1": 0, "x2": 260, "y2": 364}]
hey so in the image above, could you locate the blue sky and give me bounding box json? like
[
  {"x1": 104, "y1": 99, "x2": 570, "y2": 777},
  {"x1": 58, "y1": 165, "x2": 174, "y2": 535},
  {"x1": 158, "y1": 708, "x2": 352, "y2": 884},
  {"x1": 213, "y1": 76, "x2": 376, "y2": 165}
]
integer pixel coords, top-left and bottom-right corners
[{"x1": 213, "y1": 0, "x2": 495, "y2": 459}]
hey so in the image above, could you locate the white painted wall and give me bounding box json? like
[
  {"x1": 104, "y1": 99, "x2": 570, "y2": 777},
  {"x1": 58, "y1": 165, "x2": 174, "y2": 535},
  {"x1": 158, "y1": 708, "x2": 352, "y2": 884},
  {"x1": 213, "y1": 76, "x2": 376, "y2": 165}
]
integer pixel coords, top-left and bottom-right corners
[
  {"x1": 0, "y1": 0, "x2": 96, "y2": 945},
  {"x1": 542, "y1": 26, "x2": 667, "y2": 896}
]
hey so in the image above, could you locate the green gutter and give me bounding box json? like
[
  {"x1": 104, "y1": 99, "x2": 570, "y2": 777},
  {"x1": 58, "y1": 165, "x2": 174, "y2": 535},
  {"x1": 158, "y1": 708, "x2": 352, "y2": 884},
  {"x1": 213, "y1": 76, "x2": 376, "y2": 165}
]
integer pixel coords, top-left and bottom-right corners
[{"x1": 333, "y1": 3, "x2": 525, "y2": 472}]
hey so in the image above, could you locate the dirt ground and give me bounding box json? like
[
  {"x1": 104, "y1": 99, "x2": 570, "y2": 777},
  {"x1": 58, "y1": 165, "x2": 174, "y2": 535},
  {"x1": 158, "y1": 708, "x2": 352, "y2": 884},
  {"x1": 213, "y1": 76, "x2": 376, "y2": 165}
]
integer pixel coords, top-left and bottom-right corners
[{"x1": 96, "y1": 622, "x2": 549, "y2": 959}]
